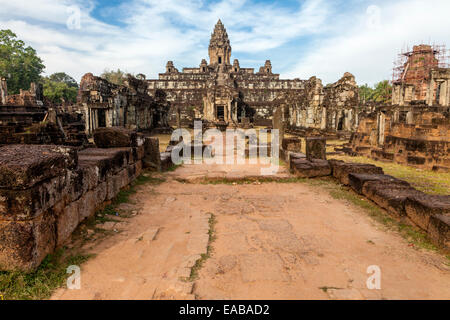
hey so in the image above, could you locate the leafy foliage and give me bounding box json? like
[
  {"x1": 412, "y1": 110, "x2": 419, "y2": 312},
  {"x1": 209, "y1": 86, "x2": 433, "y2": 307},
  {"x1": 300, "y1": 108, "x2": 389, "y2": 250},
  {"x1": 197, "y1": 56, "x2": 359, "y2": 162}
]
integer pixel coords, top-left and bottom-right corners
[
  {"x1": 100, "y1": 69, "x2": 128, "y2": 85},
  {"x1": 358, "y1": 80, "x2": 392, "y2": 104},
  {"x1": 47, "y1": 72, "x2": 78, "y2": 88},
  {"x1": 0, "y1": 30, "x2": 45, "y2": 94},
  {"x1": 43, "y1": 72, "x2": 78, "y2": 104}
]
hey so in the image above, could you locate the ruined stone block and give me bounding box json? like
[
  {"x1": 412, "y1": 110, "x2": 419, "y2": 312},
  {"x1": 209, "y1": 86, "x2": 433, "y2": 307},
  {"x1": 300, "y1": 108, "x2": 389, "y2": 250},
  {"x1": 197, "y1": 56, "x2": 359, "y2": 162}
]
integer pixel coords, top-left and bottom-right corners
[
  {"x1": 428, "y1": 214, "x2": 450, "y2": 249},
  {"x1": 332, "y1": 162, "x2": 384, "y2": 186},
  {"x1": 56, "y1": 200, "x2": 79, "y2": 246},
  {"x1": 78, "y1": 148, "x2": 132, "y2": 180},
  {"x1": 281, "y1": 150, "x2": 305, "y2": 163},
  {"x1": 361, "y1": 181, "x2": 423, "y2": 216},
  {"x1": 160, "y1": 152, "x2": 174, "y2": 171},
  {"x1": 282, "y1": 138, "x2": 302, "y2": 152},
  {"x1": 132, "y1": 145, "x2": 145, "y2": 163},
  {"x1": 143, "y1": 137, "x2": 161, "y2": 171},
  {"x1": 306, "y1": 137, "x2": 326, "y2": 160},
  {"x1": 93, "y1": 127, "x2": 138, "y2": 148},
  {"x1": 0, "y1": 174, "x2": 69, "y2": 221},
  {"x1": 290, "y1": 158, "x2": 331, "y2": 178},
  {"x1": 405, "y1": 194, "x2": 450, "y2": 231},
  {"x1": 0, "y1": 210, "x2": 56, "y2": 271},
  {"x1": 0, "y1": 145, "x2": 77, "y2": 190},
  {"x1": 348, "y1": 173, "x2": 408, "y2": 194}
]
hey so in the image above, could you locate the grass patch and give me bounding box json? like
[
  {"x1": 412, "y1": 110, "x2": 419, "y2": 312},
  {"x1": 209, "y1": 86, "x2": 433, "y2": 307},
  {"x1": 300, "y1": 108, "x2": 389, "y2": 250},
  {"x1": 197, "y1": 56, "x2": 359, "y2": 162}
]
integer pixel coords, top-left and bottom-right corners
[
  {"x1": 329, "y1": 155, "x2": 450, "y2": 195},
  {"x1": 196, "y1": 177, "x2": 308, "y2": 185},
  {"x1": 0, "y1": 248, "x2": 92, "y2": 300},
  {"x1": 319, "y1": 286, "x2": 343, "y2": 293},
  {"x1": 187, "y1": 214, "x2": 217, "y2": 282}
]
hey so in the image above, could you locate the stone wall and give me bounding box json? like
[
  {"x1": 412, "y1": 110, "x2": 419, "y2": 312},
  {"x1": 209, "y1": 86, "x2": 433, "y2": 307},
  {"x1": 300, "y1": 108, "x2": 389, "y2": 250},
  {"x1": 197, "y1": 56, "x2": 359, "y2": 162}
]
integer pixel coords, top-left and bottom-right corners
[
  {"x1": 77, "y1": 73, "x2": 171, "y2": 135},
  {"x1": 0, "y1": 128, "x2": 151, "y2": 271},
  {"x1": 347, "y1": 105, "x2": 450, "y2": 170}
]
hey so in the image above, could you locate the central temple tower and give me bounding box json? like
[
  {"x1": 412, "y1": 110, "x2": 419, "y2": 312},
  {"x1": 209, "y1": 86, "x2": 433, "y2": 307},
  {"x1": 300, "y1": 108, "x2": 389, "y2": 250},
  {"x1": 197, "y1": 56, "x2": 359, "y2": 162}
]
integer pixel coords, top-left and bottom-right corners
[{"x1": 208, "y1": 19, "x2": 231, "y2": 66}]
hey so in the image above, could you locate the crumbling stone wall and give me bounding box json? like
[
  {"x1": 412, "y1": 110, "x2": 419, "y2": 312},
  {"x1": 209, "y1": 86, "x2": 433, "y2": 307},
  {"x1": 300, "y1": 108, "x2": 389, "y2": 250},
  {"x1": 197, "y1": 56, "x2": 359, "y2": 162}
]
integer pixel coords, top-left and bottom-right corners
[
  {"x1": 78, "y1": 73, "x2": 171, "y2": 135},
  {"x1": 0, "y1": 128, "x2": 152, "y2": 271},
  {"x1": 348, "y1": 105, "x2": 450, "y2": 170}
]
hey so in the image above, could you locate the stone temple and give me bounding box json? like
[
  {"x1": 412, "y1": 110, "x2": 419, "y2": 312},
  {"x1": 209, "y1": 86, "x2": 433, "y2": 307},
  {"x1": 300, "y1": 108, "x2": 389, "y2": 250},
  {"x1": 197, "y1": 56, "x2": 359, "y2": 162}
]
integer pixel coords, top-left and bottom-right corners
[{"x1": 147, "y1": 20, "x2": 359, "y2": 130}]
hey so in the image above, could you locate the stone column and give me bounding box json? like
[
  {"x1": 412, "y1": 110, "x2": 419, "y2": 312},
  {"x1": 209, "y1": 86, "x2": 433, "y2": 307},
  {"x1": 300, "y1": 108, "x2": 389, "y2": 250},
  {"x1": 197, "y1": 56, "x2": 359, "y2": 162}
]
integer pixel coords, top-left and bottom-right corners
[
  {"x1": 439, "y1": 81, "x2": 448, "y2": 106},
  {"x1": 320, "y1": 108, "x2": 327, "y2": 130},
  {"x1": 0, "y1": 78, "x2": 7, "y2": 105}
]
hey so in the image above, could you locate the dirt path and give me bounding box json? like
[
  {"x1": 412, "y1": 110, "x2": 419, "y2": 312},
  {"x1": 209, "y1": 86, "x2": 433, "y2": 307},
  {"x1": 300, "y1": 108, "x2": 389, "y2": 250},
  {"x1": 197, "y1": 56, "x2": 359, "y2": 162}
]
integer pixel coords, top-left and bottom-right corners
[{"x1": 53, "y1": 163, "x2": 450, "y2": 300}]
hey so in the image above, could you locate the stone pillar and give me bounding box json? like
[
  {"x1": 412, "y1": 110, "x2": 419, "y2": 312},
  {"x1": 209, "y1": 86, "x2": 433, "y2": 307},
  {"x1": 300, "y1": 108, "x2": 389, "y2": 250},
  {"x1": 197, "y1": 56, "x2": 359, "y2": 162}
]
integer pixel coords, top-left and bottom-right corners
[
  {"x1": 0, "y1": 78, "x2": 7, "y2": 105},
  {"x1": 306, "y1": 137, "x2": 326, "y2": 160},
  {"x1": 272, "y1": 105, "x2": 285, "y2": 144},
  {"x1": 426, "y1": 79, "x2": 435, "y2": 106},
  {"x1": 378, "y1": 112, "x2": 385, "y2": 146},
  {"x1": 439, "y1": 81, "x2": 448, "y2": 106},
  {"x1": 320, "y1": 108, "x2": 327, "y2": 130}
]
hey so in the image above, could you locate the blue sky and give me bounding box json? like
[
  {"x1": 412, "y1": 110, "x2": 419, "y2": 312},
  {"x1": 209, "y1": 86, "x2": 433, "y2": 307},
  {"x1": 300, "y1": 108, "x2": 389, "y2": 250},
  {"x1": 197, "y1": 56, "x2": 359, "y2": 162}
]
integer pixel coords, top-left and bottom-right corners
[{"x1": 0, "y1": 0, "x2": 449, "y2": 86}]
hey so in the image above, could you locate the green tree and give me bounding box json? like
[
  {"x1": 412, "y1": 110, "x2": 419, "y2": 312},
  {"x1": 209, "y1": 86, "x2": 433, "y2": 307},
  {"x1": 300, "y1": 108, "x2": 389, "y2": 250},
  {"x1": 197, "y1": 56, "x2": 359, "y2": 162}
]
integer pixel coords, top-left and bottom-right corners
[
  {"x1": 0, "y1": 29, "x2": 45, "y2": 94},
  {"x1": 100, "y1": 69, "x2": 128, "y2": 85},
  {"x1": 358, "y1": 84, "x2": 374, "y2": 104},
  {"x1": 371, "y1": 80, "x2": 392, "y2": 104},
  {"x1": 42, "y1": 73, "x2": 78, "y2": 104},
  {"x1": 48, "y1": 72, "x2": 78, "y2": 88}
]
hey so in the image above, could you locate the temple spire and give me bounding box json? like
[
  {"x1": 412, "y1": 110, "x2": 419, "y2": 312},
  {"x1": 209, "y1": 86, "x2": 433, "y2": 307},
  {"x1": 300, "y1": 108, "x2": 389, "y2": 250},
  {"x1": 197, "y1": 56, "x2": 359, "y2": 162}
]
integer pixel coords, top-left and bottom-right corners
[{"x1": 209, "y1": 19, "x2": 231, "y2": 66}]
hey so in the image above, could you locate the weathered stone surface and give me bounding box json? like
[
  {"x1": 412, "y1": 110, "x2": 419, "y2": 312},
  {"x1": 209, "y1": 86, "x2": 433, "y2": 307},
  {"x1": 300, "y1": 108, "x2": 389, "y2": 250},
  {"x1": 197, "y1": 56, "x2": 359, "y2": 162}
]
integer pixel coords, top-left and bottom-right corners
[
  {"x1": 428, "y1": 214, "x2": 450, "y2": 249},
  {"x1": 94, "y1": 127, "x2": 138, "y2": 148},
  {"x1": 362, "y1": 181, "x2": 423, "y2": 216},
  {"x1": 405, "y1": 194, "x2": 450, "y2": 231},
  {"x1": 143, "y1": 137, "x2": 161, "y2": 171},
  {"x1": 281, "y1": 150, "x2": 305, "y2": 163},
  {"x1": 348, "y1": 173, "x2": 408, "y2": 194},
  {"x1": 306, "y1": 137, "x2": 326, "y2": 160},
  {"x1": 282, "y1": 138, "x2": 302, "y2": 152},
  {"x1": 161, "y1": 152, "x2": 174, "y2": 171},
  {"x1": 290, "y1": 158, "x2": 331, "y2": 178},
  {"x1": 0, "y1": 174, "x2": 69, "y2": 221},
  {"x1": 333, "y1": 162, "x2": 384, "y2": 186},
  {"x1": 0, "y1": 145, "x2": 77, "y2": 190},
  {"x1": 0, "y1": 211, "x2": 56, "y2": 271},
  {"x1": 78, "y1": 148, "x2": 133, "y2": 180},
  {"x1": 56, "y1": 200, "x2": 79, "y2": 246}
]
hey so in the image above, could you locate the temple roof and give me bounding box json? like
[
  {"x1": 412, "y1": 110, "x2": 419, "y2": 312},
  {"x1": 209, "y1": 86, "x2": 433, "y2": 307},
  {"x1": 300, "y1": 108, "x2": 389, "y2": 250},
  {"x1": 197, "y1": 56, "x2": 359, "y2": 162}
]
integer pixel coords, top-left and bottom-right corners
[{"x1": 209, "y1": 19, "x2": 231, "y2": 49}]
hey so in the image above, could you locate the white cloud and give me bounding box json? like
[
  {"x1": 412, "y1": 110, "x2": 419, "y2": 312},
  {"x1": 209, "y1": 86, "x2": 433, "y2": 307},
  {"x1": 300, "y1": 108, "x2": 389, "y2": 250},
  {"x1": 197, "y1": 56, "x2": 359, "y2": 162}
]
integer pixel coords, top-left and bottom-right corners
[
  {"x1": 284, "y1": 0, "x2": 450, "y2": 85},
  {"x1": 0, "y1": 0, "x2": 448, "y2": 86}
]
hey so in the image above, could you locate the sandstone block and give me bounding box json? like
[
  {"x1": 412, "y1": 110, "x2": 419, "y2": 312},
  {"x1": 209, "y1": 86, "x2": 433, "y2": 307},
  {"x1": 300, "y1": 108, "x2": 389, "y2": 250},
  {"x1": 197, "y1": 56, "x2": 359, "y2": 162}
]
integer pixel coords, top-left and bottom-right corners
[
  {"x1": 93, "y1": 127, "x2": 138, "y2": 148},
  {"x1": 0, "y1": 144, "x2": 77, "y2": 190},
  {"x1": 0, "y1": 174, "x2": 69, "y2": 221},
  {"x1": 362, "y1": 181, "x2": 423, "y2": 216},
  {"x1": 160, "y1": 152, "x2": 174, "y2": 171},
  {"x1": 333, "y1": 162, "x2": 384, "y2": 186},
  {"x1": 348, "y1": 173, "x2": 408, "y2": 194},
  {"x1": 306, "y1": 137, "x2": 326, "y2": 160},
  {"x1": 143, "y1": 137, "x2": 161, "y2": 171},
  {"x1": 0, "y1": 211, "x2": 56, "y2": 271},
  {"x1": 428, "y1": 214, "x2": 450, "y2": 250},
  {"x1": 291, "y1": 158, "x2": 331, "y2": 178},
  {"x1": 405, "y1": 194, "x2": 450, "y2": 231},
  {"x1": 282, "y1": 138, "x2": 302, "y2": 152}
]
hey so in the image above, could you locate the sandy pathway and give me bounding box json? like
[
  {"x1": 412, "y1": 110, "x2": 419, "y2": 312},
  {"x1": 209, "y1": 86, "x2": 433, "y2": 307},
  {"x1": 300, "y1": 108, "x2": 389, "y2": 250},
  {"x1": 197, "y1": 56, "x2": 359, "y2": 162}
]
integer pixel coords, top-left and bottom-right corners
[{"x1": 53, "y1": 163, "x2": 450, "y2": 300}]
